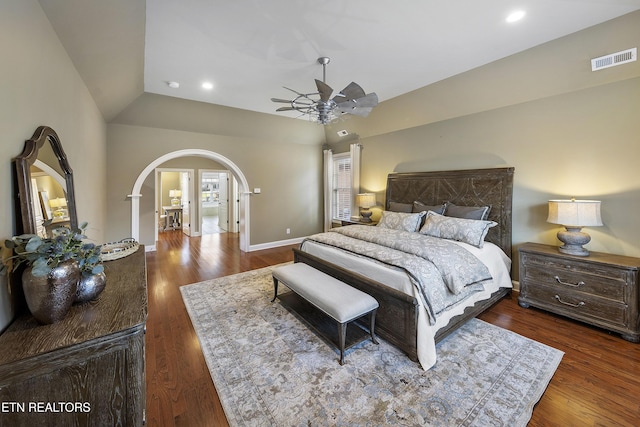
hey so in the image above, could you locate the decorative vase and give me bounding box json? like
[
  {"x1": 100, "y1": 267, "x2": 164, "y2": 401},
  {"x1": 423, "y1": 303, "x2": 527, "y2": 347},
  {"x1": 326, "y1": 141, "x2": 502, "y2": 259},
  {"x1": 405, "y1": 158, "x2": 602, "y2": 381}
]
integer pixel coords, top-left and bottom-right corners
[
  {"x1": 22, "y1": 259, "x2": 80, "y2": 324},
  {"x1": 75, "y1": 272, "x2": 107, "y2": 303}
]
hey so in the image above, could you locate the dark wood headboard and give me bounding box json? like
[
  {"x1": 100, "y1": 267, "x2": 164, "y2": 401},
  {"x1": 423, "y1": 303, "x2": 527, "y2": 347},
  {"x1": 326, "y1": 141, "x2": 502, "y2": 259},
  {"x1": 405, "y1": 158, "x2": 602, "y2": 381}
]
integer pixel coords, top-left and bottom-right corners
[{"x1": 385, "y1": 167, "x2": 514, "y2": 258}]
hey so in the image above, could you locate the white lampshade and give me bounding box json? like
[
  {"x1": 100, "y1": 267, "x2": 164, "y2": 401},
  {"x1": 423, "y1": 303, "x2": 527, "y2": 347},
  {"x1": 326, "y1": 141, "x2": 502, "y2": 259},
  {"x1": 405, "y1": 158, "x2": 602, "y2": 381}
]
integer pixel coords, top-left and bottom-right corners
[
  {"x1": 547, "y1": 199, "x2": 602, "y2": 256},
  {"x1": 547, "y1": 199, "x2": 602, "y2": 227},
  {"x1": 356, "y1": 193, "x2": 376, "y2": 209},
  {"x1": 49, "y1": 197, "x2": 66, "y2": 209}
]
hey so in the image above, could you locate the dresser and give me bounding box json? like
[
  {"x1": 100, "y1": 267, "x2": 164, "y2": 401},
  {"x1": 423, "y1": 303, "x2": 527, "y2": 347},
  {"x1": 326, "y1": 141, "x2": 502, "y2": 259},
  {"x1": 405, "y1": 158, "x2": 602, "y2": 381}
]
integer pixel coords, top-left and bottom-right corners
[
  {"x1": 0, "y1": 247, "x2": 147, "y2": 426},
  {"x1": 518, "y1": 242, "x2": 640, "y2": 342}
]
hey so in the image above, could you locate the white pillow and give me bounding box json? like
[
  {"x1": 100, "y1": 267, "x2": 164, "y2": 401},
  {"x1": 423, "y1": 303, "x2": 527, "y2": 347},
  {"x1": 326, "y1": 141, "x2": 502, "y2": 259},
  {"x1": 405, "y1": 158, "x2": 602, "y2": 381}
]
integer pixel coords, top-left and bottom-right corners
[
  {"x1": 419, "y1": 211, "x2": 497, "y2": 248},
  {"x1": 377, "y1": 210, "x2": 425, "y2": 232}
]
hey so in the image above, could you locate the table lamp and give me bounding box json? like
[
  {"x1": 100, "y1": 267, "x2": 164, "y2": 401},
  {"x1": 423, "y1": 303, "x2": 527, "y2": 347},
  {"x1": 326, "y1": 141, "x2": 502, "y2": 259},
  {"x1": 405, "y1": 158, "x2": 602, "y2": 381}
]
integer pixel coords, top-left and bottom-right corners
[
  {"x1": 169, "y1": 189, "x2": 182, "y2": 206},
  {"x1": 547, "y1": 199, "x2": 602, "y2": 256},
  {"x1": 356, "y1": 193, "x2": 376, "y2": 223},
  {"x1": 49, "y1": 197, "x2": 67, "y2": 218}
]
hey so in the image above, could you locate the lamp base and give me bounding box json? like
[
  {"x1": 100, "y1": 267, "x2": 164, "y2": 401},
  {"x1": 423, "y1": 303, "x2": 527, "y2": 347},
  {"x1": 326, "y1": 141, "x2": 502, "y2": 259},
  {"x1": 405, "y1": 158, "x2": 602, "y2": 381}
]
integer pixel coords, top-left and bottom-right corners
[
  {"x1": 557, "y1": 226, "x2": 591, "y2": 257},
  {"x1": 171, "y1": 198, "x2": 180, "y2": 206},
  {"x1": 360, "y1": 209, "x2": 373, "y2": 223}
]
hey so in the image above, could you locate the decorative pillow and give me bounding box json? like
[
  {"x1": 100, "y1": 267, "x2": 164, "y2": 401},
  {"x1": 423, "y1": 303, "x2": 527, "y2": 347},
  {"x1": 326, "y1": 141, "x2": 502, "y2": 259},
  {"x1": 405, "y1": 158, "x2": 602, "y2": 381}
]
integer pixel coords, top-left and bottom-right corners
[
  {"x1": 412, "y1": 201, "x2": 446, "y2": 215},
  {"x1": 444, "y1": 202, "x2": 491, "y2": 220},
  {"x1": 388, "y1": 201, "x2": 413, "y2": 213},
  {"x1": 419, "y1": 211, "x2": 497, "y2": 248},
  {"x1": 377, "y1": 210, "x2": 426, "y2": 232}
]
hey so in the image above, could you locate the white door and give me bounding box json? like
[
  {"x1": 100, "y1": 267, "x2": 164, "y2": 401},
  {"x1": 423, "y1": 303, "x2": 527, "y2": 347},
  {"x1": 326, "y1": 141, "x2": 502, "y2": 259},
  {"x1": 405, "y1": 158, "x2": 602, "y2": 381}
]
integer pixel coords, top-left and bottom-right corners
[
  {"x1": 181, "y1": 171, "x2": 191, "y2": 236},
  {"x1": 218, "y1": 172, "x2": 229, "y2": 232}
]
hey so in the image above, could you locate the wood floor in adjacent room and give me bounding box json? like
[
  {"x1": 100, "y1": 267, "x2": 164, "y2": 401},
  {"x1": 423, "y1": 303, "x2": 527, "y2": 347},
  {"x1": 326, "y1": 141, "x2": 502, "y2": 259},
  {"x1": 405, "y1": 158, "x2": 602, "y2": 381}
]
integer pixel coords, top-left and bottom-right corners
[{"x1": 145, "y1": 231, "x2": 640, "y2": 427}]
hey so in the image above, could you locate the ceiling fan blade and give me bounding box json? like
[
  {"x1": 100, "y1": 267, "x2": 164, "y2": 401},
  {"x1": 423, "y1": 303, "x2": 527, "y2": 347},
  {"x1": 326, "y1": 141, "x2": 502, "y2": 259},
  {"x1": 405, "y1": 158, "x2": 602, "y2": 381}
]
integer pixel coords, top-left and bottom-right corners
[
  {"x1": 315, "y1": 79, "x2": 333, "y2": 102},
  {"x1": 344, "y1": 107, "x2": 373, "y2": 117},
  {"x1": 356, "y1": 92, "x2": 379, "y2": 108},
  {"x1": 271, "y1": 98, "x2": 293, "y2": 103},
  {"x1": 283, "y1": 86, "x2": 306, "y2": 97},
  {"x1": 335, "y1": 92, "x2": 378, "y2": 115},
  {"x1": 333, "y1": 82, "x2": 366, "y2": 102},
  {"x1": 336, "y1": 93, "x2": 378, "y2": 109},
  {"x1": 276, "y1": 106, "x2": 297, "y2": 112}
]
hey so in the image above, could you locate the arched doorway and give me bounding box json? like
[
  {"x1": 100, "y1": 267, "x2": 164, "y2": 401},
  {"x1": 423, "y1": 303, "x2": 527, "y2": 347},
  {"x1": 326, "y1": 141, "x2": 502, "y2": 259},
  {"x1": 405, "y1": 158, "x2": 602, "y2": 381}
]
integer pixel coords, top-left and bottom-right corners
[{"x1": 129, "y1": 149, "x2": 251, "y2": 251}]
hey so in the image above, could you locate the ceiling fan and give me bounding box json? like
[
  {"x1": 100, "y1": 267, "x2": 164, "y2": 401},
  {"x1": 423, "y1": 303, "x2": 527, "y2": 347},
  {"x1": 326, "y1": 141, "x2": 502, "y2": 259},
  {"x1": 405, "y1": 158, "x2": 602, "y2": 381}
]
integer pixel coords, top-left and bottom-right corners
[{"x1": 271, "y1": 57, "x2": 378, "y2": 125}]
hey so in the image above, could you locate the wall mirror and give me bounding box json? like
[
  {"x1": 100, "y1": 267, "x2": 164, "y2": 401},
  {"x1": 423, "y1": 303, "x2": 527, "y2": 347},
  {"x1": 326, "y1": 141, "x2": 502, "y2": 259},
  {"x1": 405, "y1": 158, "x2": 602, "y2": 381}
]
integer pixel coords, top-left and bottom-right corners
[{"x1": 13, "y1": 126, "x2": 78, "y2": 236}]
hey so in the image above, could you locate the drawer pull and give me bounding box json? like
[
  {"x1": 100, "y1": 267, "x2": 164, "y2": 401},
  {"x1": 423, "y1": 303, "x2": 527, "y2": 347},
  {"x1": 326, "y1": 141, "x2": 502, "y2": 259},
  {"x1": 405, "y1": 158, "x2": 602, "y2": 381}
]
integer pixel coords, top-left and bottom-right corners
[
  {"x1": 554, "y1": 294, "x2": 585, "y2": 308},
  {"x1": 554, "y1": 276, "x2": 585, "y2": 288}
]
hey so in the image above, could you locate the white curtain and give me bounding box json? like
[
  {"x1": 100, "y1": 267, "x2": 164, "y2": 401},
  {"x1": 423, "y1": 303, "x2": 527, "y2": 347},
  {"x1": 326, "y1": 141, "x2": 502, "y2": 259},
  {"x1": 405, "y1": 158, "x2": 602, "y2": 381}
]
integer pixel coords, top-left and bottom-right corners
[
  {"x1": 323, "y1": 149, "x2": 333, "y2": 231},
  {"x1": 349, "y1": 143, "x2": 362, "y2": 221}
]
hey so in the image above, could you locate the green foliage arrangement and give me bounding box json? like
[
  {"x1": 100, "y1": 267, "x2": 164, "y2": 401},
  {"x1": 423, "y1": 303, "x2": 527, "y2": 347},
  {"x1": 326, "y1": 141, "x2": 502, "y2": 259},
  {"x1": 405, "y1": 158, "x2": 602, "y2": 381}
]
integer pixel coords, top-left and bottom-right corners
[{"x1": 1, "y1": 222, "x2": 104, "y2": 278}]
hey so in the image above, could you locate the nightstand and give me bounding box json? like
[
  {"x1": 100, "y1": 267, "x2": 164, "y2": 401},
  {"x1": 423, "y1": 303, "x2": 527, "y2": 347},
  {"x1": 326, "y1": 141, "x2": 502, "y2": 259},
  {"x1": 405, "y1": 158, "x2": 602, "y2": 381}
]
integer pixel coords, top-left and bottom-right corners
[
  {"x1": 518, "y1": 242, "x2": 640, "y2": 342},
  {"x1": 340, "y1": 219, "x2": 378, "y2": 226}
]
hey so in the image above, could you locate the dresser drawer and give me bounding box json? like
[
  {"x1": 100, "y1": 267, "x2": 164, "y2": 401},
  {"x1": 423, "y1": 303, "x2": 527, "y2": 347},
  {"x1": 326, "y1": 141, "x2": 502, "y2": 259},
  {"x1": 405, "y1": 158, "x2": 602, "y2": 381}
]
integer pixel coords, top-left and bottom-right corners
[
  {"x1": 521, "y1": 281, "x2": 629, "y2": 328},
  {"x1": 522, "y1": 261, "x2": 627, "y2": 303}
]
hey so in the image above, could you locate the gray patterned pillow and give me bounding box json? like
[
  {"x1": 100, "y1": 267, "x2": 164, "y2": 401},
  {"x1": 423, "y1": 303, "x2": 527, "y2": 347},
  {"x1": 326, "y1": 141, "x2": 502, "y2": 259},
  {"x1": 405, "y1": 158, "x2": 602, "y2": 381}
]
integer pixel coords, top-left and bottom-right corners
[
  {"x1": 419, "y1": 211, "x2": 497, "y2": 248},
  {"x1": 377, "y1": 211, "x2": 426, "y2": 232}
]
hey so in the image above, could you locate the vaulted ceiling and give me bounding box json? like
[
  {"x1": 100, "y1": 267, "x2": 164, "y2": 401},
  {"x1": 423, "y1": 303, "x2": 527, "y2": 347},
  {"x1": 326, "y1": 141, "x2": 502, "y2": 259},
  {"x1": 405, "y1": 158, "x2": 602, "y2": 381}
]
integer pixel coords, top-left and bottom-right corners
[{"x1": 39, "y1": 0, "x2": 640, "y2": 122}]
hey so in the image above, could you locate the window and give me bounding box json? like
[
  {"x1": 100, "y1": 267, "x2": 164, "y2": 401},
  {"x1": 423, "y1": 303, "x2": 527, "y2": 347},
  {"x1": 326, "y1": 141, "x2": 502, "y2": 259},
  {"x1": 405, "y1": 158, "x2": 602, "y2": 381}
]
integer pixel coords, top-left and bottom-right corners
[
  {"x1": 332, "y1": 153, "x2": 352, "y2": 220},
  {"x1": 201, "y1": 173, "x2": 219, "y2": 208}
]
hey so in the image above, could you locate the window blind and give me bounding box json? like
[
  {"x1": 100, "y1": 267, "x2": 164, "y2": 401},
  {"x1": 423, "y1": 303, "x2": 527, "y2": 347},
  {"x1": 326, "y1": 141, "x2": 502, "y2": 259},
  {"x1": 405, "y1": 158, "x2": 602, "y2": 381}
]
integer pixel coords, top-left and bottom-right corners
[{"x1": 332, "y1": 155, "x2": 351, "y2": 220}]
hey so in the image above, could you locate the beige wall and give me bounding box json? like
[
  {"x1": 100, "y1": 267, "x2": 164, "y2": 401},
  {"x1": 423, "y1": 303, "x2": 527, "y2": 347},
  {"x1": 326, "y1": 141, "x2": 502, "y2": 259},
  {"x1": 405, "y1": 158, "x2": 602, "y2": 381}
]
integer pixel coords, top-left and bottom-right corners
[
  {"x1": 159, "y1": 172, "x2": 181, "y2": 208},
  {"x1": 0, "y1": 1, "x2": 107, "y2": 330},
  {"x1": 2, "y1": 2, "x2": 639, "y2": 332},
  {"x1": 333, "y1": 78, "x2": 640, "y2": 269},
  {"x1": 106, "y1": 123, "x2": 325, "y2": 247},
  {"x1": 325, "y1": 12, "x2": 640, "y2": 278}
]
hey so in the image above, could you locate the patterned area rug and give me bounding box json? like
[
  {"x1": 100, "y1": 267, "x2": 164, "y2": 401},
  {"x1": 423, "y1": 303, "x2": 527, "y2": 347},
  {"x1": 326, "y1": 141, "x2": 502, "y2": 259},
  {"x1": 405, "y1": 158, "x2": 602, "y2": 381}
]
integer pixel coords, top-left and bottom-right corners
[{"x1": 181, "y1": 264, "x2": 563, "y2": 426}]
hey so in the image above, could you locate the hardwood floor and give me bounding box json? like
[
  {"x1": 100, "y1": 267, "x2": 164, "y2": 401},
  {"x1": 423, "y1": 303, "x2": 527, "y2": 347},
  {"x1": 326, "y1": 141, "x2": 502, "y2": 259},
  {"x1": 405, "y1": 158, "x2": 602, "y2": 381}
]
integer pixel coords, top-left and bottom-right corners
[{"x1": 145, "y1": 231, "x2": 640, "y2": 426}]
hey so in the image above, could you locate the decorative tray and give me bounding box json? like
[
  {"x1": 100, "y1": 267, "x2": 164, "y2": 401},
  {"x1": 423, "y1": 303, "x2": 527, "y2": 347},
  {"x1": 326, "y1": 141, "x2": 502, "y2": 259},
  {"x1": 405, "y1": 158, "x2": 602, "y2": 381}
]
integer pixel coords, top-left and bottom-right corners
[{"x1": 100, "y1": 238, "x2": 140, "y2": 261}]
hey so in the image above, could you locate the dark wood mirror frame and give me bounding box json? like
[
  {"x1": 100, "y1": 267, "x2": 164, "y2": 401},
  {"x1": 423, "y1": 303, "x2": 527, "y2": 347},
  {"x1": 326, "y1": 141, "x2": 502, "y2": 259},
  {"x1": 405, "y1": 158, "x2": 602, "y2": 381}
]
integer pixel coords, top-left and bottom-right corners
[{"x1": 13, "y1": 126, "x2": 78, "y2": 235}]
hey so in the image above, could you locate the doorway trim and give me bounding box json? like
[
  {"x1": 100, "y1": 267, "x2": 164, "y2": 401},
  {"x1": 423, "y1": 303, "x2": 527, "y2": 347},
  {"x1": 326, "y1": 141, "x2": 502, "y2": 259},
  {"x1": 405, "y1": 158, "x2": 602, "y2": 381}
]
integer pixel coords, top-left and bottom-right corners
[
  {"x1": 198, "y1": 169, "x2": 238, "y2": 235},
  {"x1": 155, "y1": 167, "x2": 194, "y2": 242},
  {"x1": 129, "y1": 149, "x2": 251, "y2": 252}
]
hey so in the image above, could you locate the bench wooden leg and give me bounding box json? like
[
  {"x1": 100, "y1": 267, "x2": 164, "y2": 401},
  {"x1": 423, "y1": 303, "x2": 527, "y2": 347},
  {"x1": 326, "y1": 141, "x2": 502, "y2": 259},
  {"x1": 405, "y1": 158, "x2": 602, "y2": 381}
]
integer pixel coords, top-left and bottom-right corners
[
  {"x1": 338, "y1": 322, "x2": 347, "y2": 365},
  {"x1": 271, "y1": 277, "x2": 279, "y2": 302},
  {"x1": 370, "y1": 309, "x2": 379, "y2": 345}
]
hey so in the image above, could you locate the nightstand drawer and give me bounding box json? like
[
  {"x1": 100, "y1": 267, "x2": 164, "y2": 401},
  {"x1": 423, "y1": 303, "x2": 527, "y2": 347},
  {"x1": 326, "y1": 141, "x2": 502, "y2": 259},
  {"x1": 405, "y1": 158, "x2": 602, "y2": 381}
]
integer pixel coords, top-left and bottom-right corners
[
  {"x1": 522, "y1": 263, "x2": 626, "y2": 303},
  {"x1": 522, "y1": 282, "x2": 628, "y2": 327}
]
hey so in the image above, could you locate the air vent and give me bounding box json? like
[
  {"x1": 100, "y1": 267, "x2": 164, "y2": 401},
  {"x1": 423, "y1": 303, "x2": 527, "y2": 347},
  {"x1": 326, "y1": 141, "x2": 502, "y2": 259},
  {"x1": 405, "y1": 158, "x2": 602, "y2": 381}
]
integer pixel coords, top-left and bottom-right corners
[
  {"x1": 337, "y1": 130, "x2": 349, "y2": 137},
  {"x1": 591, "y1": 48, "x2": 637, "y2": 71}
]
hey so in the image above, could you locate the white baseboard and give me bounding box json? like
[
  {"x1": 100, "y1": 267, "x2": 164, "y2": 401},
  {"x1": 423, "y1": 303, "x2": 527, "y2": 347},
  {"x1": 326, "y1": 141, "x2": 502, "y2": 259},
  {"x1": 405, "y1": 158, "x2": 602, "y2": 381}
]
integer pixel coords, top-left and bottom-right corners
[
  {"x1": 248, "y1": 237, "x2": 304, "y2": 252},
  {"x1": 145, "y1": 236, "x2": 302, "y2": 253}
]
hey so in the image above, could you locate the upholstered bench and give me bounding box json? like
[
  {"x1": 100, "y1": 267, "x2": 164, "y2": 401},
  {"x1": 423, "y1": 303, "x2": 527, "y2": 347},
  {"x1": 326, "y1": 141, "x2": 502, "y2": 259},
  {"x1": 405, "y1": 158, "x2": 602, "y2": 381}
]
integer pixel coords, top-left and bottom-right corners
[{"x1": 271, "y1": 263, "x2": 379, "y2": 365}]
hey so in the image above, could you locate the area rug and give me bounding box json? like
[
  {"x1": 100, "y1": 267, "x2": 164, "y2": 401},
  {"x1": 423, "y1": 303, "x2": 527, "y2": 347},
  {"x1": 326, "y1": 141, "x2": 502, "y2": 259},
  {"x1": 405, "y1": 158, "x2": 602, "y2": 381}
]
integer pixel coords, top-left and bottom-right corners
[{"x1": 181, "y1": 264, "x2": 563, "y2": 427}]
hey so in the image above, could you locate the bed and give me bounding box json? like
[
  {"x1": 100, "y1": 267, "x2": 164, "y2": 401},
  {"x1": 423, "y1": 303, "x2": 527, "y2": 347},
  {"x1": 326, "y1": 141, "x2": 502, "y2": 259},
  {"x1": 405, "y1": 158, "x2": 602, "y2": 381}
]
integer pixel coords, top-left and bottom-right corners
[{"x1": 294, "y1": 167, "x2": 515, "y2": 369}]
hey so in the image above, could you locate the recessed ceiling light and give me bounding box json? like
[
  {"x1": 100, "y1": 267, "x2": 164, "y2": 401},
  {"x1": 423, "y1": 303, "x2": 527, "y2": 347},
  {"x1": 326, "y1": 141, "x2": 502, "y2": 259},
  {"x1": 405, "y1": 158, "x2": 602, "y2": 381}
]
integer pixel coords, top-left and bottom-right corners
[
  {"x1": 167, "y1": 81, "x2": 180, "y2": 89},
  {"x1": 202, "y1": 82, "x2": 213, "y2": 90},
  {"x1": 506, "y1": 10, "x2": 526, "y2": 23}
]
